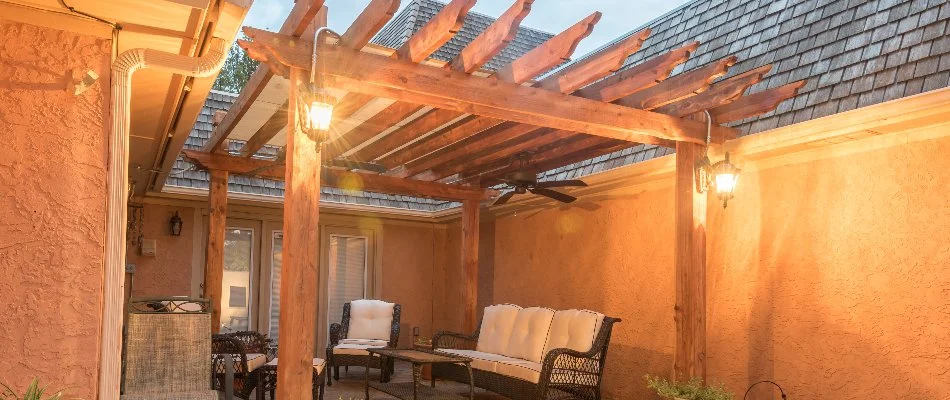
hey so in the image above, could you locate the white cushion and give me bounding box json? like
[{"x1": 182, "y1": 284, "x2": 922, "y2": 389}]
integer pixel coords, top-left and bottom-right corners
[
  {"x1": 436, "y1": 349, "x2": 514, "y2": 372},
  {"x1": 475, "y1": 304, "x2": 521, "y2": 355},
  {"x1": 347, "y1": 299, "x2": 395, "y2": 341},
  {"x1": 495, "y1": 359, "x2": 542, "y2": 383},
  {"x1": 340, "y1": 338, "x2": 389, "y2": 347},
  {"x1": 266, "y1": 357, "x2": 326, "y2": 374},
  {"x1": 502, "y1": 307, "x2": 555, "y2": 363},
  {"x1": 245, "y1": 353, "x2": 267, "y2": 372},
  {"x1": 333, "y1": 342, "x2": 385, "y2": 356},
  {"x1": 543, "y1": 309, "x2": 604, "y2": 356}
]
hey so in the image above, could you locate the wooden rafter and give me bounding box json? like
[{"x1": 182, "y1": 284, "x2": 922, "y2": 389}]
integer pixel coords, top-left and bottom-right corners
[
  {"x1": 239, "y1": 0, "x2": 400, "y2": 157},
  {"x1": 370, "y1": 12, "x2": 602, "y2": 166},
  {"x1": 386, "y1": 28, "x2": 656, "y2": 177},
  {"x1": 456, "y1": 62, "x2": 772, "y2": 179},
  {"x1": 456, "y1": 135, "x2": 625, "y2": 184},
  {"x1": 203, "y1": 0, "x2": 326, "y2": 153},
  {"x1": 653, "y1": 65, "x2": 773, "y2": 117},
  {"x1": 240, "y1": 30, "x2": 730, "y2": 147},
  {"x1": 324, "y1": 0, "x2": 533, "y2": 161},
  {"x1": 615, "y1": 56, "x2": 738, "y2": 110},
  {"x1": 708, "y1": 80, "x2": 807, "y2": 123},
  {"x1": 574, "y1": 41, "x2": 699, "y2": 102},
  {"x1": 181, "y1": 150, "x2": 496, "y2": 201},
  {"x1": 321, "y1": 0, "x2": 480, "y2": 160},
  {"x1": 430, "y1": 129, "x2": 576, "y2": 180}
]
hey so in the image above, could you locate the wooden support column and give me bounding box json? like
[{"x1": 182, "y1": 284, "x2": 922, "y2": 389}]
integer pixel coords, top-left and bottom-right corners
[
  {"x1": 276, "y1": 67, "x2": 322, "y2": 400},
  {"x1": 461, "y1": 199, "x2": 480, "y2": 332},
  {"x1": 204, "y1": 169, "x2": 228, "y2": 333},
  {"x1": 674, "y1": 142, "x2": 707, "y2": 382}
]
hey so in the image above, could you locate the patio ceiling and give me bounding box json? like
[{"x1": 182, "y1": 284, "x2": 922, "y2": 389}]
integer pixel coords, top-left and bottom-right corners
[{"x1": 179, "y1": 0, "x2": 802, "y2": 199}]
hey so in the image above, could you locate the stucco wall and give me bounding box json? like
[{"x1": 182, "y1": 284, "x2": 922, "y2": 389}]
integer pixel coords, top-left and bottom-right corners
[
  {"x1": 126, "y1": 204, "x2": 196, "y2": 298},
  {"x1": 490, "y1": 132, "x2": 950, "y2": 399},
  {"x1": 0, "y1": 21, "x2": 111, "y2": 399},
  {"x1": 380, "y1": 223, "x2": 437, "y2": 347}
]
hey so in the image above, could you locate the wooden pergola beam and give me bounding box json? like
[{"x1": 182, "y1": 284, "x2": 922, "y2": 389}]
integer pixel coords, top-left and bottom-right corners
[
  {"x1": 181, "y1": 150, "x2": 496, "y2": 201},
  {"x1": 327, "y1": 0, "x2": 535, "y2": 162},
  {"x1": 204, "y1": 169, "x2": 228, "y2": 333},
  {"x1": 396, "y1": 0, "x2": 476, "y2": 63},
  {"x1": 615, "y1": 55, "x2": 737, "y2": 111},
  {"x1": 370, "y1": 12, "x2": 603, "y2": 166},
  {"x1": 674, "y1": 141, "x2": 706, "y2": 382},
  {"x1": 240, "y1": 0, "x2": 400, "y2": 158},
  {"x1": 574, "y1": 41, "x2": 699, "y2": 102},
  {"x1": 203, "y1": 0, "x2": 327, "y2": 153},
  {"x1": 654, "y1": 65, "x2": 773, "y2": 117},
  {"x1": 708, "y1": 80, "x2": 807, "y2": 123}
]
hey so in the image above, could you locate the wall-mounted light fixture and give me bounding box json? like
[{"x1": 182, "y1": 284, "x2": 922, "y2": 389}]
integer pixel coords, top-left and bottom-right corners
[
  {"x1": 696, "y1": 110, "x2": 741, "y2": 208},
  {"x1": 297, "y1": 27, "x2": 341, "y2": 144},
  {"x1": 170, "y1": 211, "x2": 183, "y2": 236}
]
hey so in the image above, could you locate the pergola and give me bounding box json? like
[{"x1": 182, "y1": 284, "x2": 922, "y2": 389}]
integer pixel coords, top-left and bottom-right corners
[{"x1": 180, "y1": 0, "x2": 803, "y2": 397}]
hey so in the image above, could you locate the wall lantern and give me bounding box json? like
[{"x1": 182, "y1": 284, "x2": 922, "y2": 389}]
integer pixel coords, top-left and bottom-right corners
[
  {"x1": 169, "y1": 211, "x2": 183, "y2": 236},
  {"x1": 297, "y1": 27, "x2": 341, "y2": 144},
  {"x1": 696, "y1": 110, "x2": 741, "y2": 208}
]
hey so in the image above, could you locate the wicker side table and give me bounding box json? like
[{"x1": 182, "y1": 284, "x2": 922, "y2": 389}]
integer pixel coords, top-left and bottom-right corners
[{"x1": 256, "y1": 357, "x2": 326, "y2": 400}]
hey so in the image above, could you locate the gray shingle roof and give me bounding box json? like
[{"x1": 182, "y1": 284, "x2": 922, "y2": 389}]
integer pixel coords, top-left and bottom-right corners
[
  {"x1": 373, "y1": 0, "x2": 555, "y2": 72},
  {"x1": 540, "y1": 0, "x2": 950, "y2": 182}
]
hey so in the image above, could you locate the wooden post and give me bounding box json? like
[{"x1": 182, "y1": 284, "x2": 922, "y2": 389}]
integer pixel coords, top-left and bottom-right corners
[
  {"x1": 204, "y1": 168, "x2": 228, "y2": 333},
  {"x1": 461, "y1": 199, "x2": 480, "y2": 332},
  {"x1": 674, "y1": 142, "x2": 707, "y2": 382},
  {"x1": 276, "y1": 66, "x2": 322, "y2": 400}
]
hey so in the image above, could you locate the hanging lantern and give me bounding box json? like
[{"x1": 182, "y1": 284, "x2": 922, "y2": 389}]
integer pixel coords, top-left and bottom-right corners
[
  {"x1": 169, "y1": 211, "x2": 183, "y2": 236},
  {"x1": 297, "y1": 83, "x2": 337, "y2": 143},
  {"x1": 695, "y1": 111, "x2": 741, "y2": 208}
]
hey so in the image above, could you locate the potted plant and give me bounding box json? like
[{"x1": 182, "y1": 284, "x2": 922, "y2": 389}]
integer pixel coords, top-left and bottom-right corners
[
  {"x1": 1, "y1": 379, "x2": 69, "y2": 400},
  {"x1": 645, "y1": 375, "x2": 734, "y2": 400}
]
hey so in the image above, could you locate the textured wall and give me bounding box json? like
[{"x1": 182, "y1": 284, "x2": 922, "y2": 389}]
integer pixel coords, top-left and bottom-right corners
[
  {"x1": 380, "y1": 223, "x2": 437, "y2": 347},
  {"x1": 490, "y1": 133, "x2": 950, "y2": 399},
  {"x1": 0, "y1": 21, "x2": 111, "y2": 399},
  {"x1": 125, "y1": 204, "x2": 196, "y2": 298}
]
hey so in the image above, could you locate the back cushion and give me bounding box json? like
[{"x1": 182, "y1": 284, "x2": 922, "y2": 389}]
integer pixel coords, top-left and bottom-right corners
[
  {"x1": 476, "y1": 304, "x2": 521, "y2": 354},
  {"x1": 543, "y1": 309, "x2": 604, "y2": 356},
  {"x1": 347, "y1": 299, "x2": 395, "y2": 341},
  {"x1": 503, "y1": 307, "x2": 555, "y2": 363}
]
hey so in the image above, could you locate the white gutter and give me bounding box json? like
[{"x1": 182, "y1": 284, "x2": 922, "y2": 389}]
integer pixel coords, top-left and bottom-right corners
[{"x1": 99, "y1": 38, "x2": 228, "y2": 400}]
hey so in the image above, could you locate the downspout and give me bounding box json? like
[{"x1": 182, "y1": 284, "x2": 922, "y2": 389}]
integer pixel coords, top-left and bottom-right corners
[{"x1": 99, "y1": 37, "x2": 228, "y2": 399}]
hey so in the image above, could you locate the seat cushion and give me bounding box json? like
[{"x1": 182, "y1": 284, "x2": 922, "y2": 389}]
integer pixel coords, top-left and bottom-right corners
[
  {"x1": 333, "y1": 343, "x2": 385, "y2": 356},
  {"x1": 543, "y1": 309, "x2": 604, "y2": 356},
  {"x1": 347, "y1": 299, "x2": 395, "y2": 341},
  {"x1": 245, "y1": 353, "x2": 267, "y2": 372},
  {"x1": 475, "y1": 304, "x2": 521, "y2": 355},
  {"x1": 121, "y1": 390, "x2": 222, "y2": 400},
  {"x1": 340, "y1": 338, "x2": 389, "y2": 347},
  {"x1": 266, "y1": 357, "x2": 326, "y2": 375},
  {"x1": 436, "y1": 349, "x2": 521, "y2": 373},
  {"x1": 495, "y1": 359, "x2": 542, "y2": 383},
  {"x1": 502, "y1": 307, "x2": 555, "y2": 363}
]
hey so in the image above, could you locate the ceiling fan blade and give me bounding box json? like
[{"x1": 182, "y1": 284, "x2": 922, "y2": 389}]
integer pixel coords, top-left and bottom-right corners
[
  {"x1": 537, "y1": 179, "x2": 587, "y2": 188},
  {"x1": 529, "y1": 188, "x2": 577, "y2": 203},
  {"x1": 329, "y1": 159, "x2": 388, "y2": 173},
  {"x1": 493, "y1": 191, "x2": 517, "y2": 206}
]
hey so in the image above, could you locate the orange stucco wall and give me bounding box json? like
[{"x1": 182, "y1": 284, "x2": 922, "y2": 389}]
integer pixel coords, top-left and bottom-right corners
[
  {"x1": 380, "y1": 223, "x2": 438, "y2": 346},
  {"x1": 0, "y1": 21, "x2": 111, "y2": 399},
  {"x1": 490, "y1": 133, "x2": 950, "y2": 399},
  {"x1": 125, "y1": 204, "x2": 197, "y2": 298}
]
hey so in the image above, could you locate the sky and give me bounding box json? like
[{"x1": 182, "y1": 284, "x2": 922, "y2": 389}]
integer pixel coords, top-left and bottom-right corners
[{"x1": 243, "y1": 0, "x2": 694, "y2": 59}]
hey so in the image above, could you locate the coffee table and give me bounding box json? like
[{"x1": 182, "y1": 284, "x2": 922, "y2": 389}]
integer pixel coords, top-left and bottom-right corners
[{"x1": 365, "y1": 348, "x2": 473, "y2": 400}]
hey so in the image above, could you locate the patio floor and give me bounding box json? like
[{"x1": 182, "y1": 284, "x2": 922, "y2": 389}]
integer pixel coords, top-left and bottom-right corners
[{"x1": 317, "y1": 361, "x2": 506, "y2": 400}]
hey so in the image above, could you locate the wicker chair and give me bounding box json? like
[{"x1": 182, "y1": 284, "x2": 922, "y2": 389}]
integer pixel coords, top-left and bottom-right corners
[
  {"x1": 432, "y1": 305, "x2": 620, "y2": 400},
  {"x1": 325, "y1": 299, "x2": 401, "y2": 385},
  {"x1": 227, "y1": 331, "x2": 277, "y2": 360},
  {"x1": 211, "y1": 334, "x2": 269, "y2": 400},
  {"x1": 122, "y1": 298, "x2": 233, "y2": 400}
]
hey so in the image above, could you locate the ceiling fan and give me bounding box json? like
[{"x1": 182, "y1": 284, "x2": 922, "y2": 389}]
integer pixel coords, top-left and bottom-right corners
[{"x1": 492, "y1": 154, "x2": 586, "y2": 205}]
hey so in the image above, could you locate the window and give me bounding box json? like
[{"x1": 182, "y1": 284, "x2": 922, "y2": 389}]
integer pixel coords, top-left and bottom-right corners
[
  {"x1": 268, "y1": 231, "x2": 283, "y2": 340},
  {"x1": 327, "y1": 235, "x2": 369, "y2": 332},
  {"x1": 221, "y1": 227, "x2": 253, "y2": 332}
]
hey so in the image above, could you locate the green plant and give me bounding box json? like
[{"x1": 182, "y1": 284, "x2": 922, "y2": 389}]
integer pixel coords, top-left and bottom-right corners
[
  {"x1": 645, "y1": 375, "x2": 733, "y2": 400},
  {"x1": 0, "y1": 379, "x2": 68, "y2": 400}
]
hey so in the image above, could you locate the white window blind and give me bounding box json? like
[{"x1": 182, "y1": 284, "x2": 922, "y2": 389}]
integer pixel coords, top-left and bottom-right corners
[
  {"x1": 328, "y1": 235, "x2": 368, "y2": 333},
  {"x1": 268, "y1": 232, "x2": 283, "y2": 341}
]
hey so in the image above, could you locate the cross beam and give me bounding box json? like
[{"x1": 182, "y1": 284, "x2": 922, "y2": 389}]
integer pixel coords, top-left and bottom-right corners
[
  {"x1": 181, "y1": 150, "x2": 496, "y2": 201},
  {"x1": 239, "y1": 28, "x2": 738, "y2": 146}
]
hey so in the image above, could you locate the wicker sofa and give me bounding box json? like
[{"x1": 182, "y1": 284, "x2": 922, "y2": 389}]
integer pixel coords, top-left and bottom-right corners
[{"x1": 432, "y1": 304, "x2": 619, "y2": 400}]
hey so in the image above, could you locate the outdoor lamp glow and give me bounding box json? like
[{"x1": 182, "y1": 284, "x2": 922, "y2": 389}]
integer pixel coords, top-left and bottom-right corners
[
  {"x1": 297, "y1": 84, "x2": 337, "y2": 142},
  {"x1": 711, "y1": 152, "x2": 740, "y2": 208}
]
